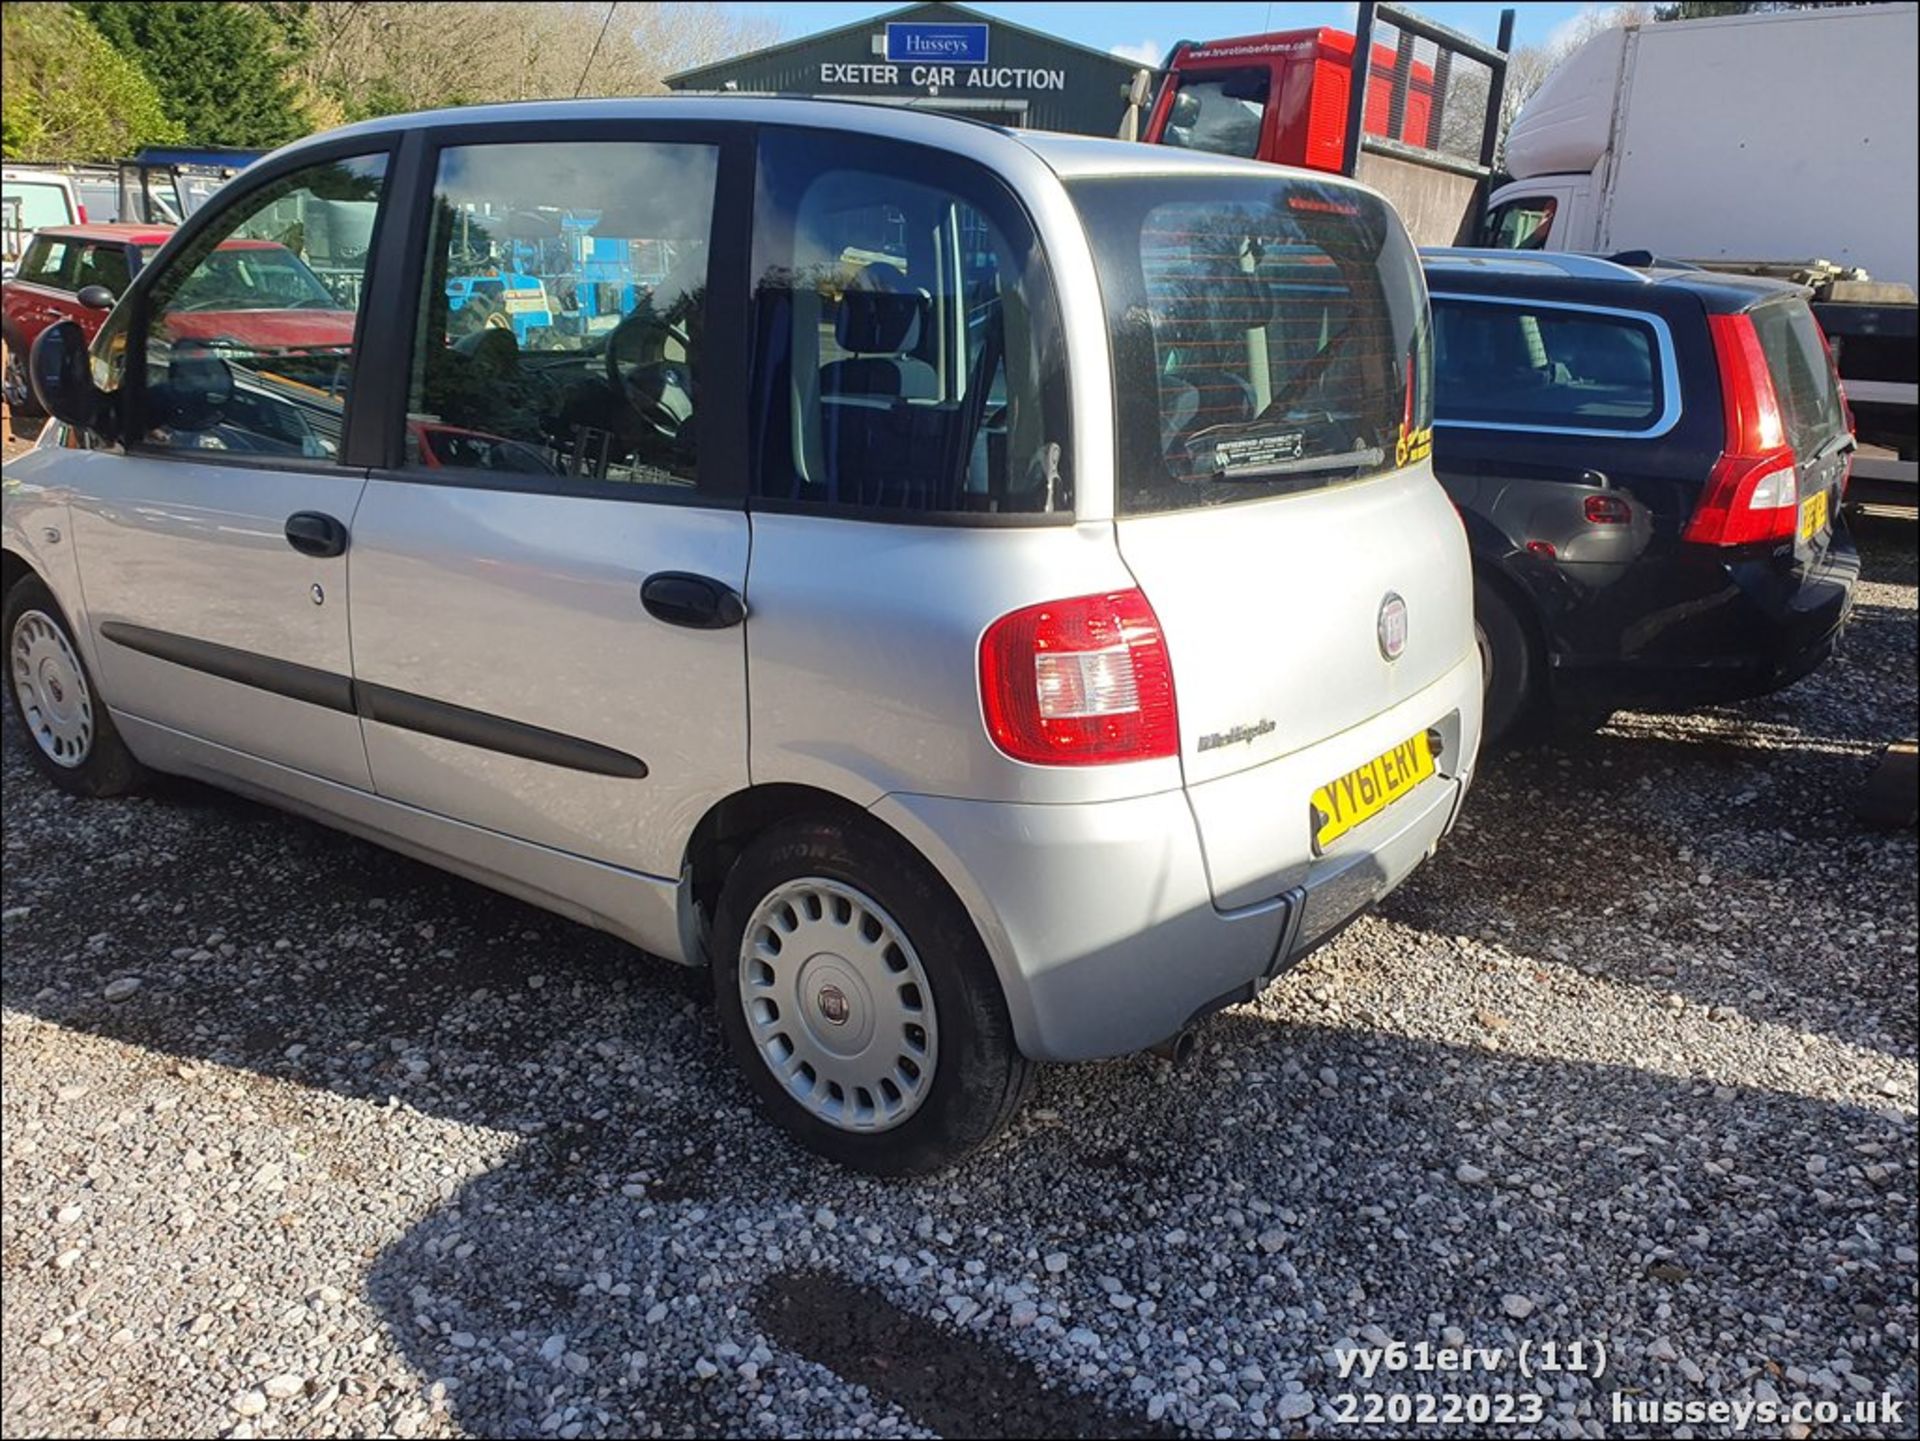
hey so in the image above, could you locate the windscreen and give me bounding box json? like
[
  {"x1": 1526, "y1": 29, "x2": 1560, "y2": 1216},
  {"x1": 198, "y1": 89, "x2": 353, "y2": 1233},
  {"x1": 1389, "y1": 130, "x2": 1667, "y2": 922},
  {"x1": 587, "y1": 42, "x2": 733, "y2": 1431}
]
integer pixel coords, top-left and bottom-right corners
[
  {"x1": 1071, "y1": 175, "x2": 1430, "y2": 514},
  {"x1": 1159, "y1": 70, "x2": 1270, "y2": 159}
]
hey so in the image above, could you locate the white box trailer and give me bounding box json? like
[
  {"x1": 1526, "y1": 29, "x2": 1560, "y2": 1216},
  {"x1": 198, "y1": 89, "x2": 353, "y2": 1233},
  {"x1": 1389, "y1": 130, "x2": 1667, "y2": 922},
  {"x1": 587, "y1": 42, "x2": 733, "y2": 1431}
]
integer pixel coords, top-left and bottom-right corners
[{"x1": 1485, "y1": 3, "x2": 1919, "y2": 492}]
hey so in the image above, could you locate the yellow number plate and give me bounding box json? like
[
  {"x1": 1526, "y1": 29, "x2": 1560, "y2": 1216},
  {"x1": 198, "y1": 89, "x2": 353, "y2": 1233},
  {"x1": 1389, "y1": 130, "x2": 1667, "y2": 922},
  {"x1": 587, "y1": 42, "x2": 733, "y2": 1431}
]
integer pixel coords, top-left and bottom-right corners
[
  {"x1": 1312, "y1": 731, "x2": 1436, "y2": 852},
  {"x1": 1799, "y1": 487, "x2": 1830, "y2": 541}
]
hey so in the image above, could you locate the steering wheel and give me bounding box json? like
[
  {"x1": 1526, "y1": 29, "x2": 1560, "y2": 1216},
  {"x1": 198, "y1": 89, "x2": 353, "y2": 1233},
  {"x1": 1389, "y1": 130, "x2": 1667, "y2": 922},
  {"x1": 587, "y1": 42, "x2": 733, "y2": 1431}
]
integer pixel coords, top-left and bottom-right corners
[{"x1": 605, "y1": 309, "x2": 695, "y2": 444}]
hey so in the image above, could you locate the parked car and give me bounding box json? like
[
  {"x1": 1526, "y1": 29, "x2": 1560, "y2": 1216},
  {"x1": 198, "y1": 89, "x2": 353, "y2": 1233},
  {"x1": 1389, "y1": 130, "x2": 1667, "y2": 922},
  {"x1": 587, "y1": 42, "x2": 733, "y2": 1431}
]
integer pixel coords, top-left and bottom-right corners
[
  {"x1": 4, "y1": 225, "x2": 165, "y2": 412},
  {"x1": 3, "y1": 224, "x2": 356, "y2": 416},
  {"x1": 2, "y1": 166, "x2": 85, "y2": 275},
  {"x1": 1421, "y1": 249, "x2": 1858, "y2": 740},
  {"x1": 5, "y1": 99, "x2": 1482, "y2": 1172}
]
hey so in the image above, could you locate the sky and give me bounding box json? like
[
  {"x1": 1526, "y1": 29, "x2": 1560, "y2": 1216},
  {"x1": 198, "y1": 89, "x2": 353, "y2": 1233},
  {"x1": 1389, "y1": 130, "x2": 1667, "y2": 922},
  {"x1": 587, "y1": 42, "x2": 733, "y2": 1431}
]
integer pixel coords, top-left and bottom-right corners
[{"x1": 728, "y1": 2, "x2": 1616, "y2": 65}]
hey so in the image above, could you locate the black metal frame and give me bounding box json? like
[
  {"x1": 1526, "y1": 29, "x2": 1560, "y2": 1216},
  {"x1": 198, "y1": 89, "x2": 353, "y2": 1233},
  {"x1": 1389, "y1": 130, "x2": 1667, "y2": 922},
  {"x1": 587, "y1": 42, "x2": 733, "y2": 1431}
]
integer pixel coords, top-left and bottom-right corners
[{"x1": 1341, "y1": 4, "x2": 1516, "y2": 179}]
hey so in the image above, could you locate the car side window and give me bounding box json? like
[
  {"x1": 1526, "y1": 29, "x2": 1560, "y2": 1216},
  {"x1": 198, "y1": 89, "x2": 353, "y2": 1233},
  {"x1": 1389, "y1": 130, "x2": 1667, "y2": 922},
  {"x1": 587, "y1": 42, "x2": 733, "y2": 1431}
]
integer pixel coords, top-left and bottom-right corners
[
  {"x1": 73, "y1": 244, "x2": 131, "y2": 298},
  {"x1": 748, "y1": 129, "x2": 1072, "y2": 518},
  {"x1": 17, "y1": 238, "x2": 73, "y2": 288},
  {"x1": 404, "y1": 141, "x2": 719, "y2": 491},
  {"x1": 1432, "y1": 298, "x2": 1663, "y2": 434},
  {"x1": 139, "y1": 153, "x2": 389, "y2": 459}
]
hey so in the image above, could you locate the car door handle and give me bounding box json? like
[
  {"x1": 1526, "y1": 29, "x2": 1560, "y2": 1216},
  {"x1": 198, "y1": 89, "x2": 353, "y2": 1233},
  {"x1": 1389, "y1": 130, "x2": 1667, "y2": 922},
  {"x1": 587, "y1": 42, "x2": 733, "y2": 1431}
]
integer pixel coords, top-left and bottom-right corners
[
  {"x1": 641, "y1": 571, "x2": 746, "y2": 629},
  {"x1": 285, "y1": 511, "x2": 348, "y2": 558}
]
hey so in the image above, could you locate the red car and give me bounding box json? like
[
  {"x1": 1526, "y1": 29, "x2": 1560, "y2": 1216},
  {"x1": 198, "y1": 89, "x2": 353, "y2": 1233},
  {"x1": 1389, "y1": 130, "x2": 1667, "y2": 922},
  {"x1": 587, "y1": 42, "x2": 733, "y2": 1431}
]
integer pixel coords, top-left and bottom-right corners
[{"x1": 3, "y1": 223, "x2": 355, "y2": 413}]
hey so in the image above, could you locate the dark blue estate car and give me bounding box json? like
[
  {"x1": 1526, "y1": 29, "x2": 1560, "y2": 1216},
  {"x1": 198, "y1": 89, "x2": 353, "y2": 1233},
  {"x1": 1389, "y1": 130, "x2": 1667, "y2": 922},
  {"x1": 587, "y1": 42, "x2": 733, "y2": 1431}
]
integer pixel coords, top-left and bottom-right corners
[{"x1": 1422, "y1": 250, "x2": 1859, "y2": 740}]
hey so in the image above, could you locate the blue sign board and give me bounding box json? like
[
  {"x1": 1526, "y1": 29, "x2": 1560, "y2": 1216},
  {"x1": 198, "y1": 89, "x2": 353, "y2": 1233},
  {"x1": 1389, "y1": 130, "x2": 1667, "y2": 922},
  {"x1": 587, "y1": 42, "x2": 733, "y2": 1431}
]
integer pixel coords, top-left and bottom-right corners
[{"x1": 885, "y1": 22, "x2": 989, "y2": 66}]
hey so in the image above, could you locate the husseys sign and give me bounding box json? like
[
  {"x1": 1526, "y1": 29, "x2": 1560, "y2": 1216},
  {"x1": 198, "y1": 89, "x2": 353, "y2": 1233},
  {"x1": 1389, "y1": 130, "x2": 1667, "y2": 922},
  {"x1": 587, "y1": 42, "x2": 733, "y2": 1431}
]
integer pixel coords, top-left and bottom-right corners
[{"x1": 885, "y1": 21, "x2": 989, "y2": 64}]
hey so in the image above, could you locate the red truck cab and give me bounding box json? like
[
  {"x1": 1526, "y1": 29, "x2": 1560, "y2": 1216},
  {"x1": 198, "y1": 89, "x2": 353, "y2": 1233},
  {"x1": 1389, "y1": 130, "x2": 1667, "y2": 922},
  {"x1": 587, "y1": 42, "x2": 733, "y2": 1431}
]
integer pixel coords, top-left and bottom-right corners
[{"x1": 1143, "y1": 28, "x2": 1441, "y2": 170}]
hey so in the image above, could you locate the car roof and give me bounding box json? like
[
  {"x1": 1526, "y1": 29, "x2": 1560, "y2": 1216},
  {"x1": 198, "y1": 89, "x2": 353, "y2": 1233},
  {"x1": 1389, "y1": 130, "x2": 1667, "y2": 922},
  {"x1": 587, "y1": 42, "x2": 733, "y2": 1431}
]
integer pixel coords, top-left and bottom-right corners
[
  {"x1": 29, "y1": 223, "x2": 177, "y2": 247},
  {"x1": 272, "y1": 94, "x2": 1379, "y2": 190},
  {"x1": 1421, "y1": 248, "x2": 1808, "y2": 314}
]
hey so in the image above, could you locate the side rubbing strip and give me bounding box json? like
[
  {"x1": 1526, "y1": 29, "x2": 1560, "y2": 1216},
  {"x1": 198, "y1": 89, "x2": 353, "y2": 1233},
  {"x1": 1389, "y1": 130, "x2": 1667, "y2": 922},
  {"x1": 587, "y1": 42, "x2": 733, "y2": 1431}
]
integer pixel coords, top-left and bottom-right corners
[
  {"x1": 99, "y1": 622, "x2": 648, "y2": 779},
  {"x1": 100, "y1": 621, "x2": 356, "y2": 713},
  {"x1": 355, "y1": 682, "x2": 649, "y2": 779}
]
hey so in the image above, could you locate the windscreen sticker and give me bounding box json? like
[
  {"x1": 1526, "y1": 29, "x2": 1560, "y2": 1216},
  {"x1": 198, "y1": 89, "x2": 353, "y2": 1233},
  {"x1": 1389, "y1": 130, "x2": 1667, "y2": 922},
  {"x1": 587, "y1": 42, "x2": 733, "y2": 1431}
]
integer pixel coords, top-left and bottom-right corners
[
  {"x1": 1396, "y1": 424, "x2": 1433, "y2": 467},
  {"x1": 1207, "y1": 430, "x2": 1304, "y2": 476}
]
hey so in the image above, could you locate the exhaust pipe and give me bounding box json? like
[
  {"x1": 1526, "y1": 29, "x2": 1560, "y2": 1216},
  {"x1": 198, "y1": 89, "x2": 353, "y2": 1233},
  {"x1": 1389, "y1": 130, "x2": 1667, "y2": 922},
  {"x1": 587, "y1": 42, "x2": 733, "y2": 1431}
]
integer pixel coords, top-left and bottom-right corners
[{"x1": 1148, "y1": 1027, "x2": 1199, "y2": 1067}]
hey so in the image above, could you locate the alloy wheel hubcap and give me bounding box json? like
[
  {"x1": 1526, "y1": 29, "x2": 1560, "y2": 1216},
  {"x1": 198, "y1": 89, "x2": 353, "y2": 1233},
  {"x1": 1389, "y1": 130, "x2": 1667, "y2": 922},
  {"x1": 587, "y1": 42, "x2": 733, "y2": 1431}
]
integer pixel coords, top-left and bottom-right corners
[
  {"x1": 739, "y1": 877, "x2": 938, "y2": 1133},
  {"x1": 10, "y1": 610, "x2": 94, "y2": 768}
]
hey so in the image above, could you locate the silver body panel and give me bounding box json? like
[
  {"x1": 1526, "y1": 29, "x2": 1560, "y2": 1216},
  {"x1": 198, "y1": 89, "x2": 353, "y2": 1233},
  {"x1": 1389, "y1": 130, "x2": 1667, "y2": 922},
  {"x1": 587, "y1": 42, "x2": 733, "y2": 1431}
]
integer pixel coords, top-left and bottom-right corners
[
  {"x1": 64, "y1": 449, "x2": 373, "y2": 788},
  {"x1": 3, "y1": 99, "x2": 1484, "y2": 1064},
  {"x1": 348, "y1": 480, "x2": 749, "y2": 875}
]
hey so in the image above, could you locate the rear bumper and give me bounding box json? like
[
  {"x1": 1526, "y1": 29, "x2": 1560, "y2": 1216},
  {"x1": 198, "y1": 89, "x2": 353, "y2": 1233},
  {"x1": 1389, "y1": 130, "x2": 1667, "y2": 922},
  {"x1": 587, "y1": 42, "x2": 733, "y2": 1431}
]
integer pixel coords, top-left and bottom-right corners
[
  {"x1": 871, "y1": 655, "x2": 1481, "y2": 1063},
  {"x1": 1554, "y1": 532, "x2": 1860, "y2": 705}
]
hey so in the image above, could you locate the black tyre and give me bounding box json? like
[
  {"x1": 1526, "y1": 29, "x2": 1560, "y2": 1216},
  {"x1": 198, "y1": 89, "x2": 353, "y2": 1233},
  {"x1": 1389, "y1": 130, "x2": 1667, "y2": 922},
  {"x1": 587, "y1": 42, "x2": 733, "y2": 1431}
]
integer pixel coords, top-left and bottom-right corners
[
  {"x1": 4, "y1": 576, "x2": 144, "y2": 797},
  {"x1": 712, "y1": 814, "x2": 1034, "y2": 1175},
  {"x1": 1475, "y1": 575, "x2": 1539, "y2": 746},
  {"x1": 3, "y1": 329, "x2": 41, "y2": 418}
]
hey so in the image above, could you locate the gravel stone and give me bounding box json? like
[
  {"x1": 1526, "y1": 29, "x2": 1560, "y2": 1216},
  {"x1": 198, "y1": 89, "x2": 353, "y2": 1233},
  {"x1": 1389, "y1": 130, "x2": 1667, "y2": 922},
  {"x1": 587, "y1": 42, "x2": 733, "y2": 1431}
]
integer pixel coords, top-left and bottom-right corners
[{"x1": 1, "y1": 519, "x2": 1914, "y2": 1439}]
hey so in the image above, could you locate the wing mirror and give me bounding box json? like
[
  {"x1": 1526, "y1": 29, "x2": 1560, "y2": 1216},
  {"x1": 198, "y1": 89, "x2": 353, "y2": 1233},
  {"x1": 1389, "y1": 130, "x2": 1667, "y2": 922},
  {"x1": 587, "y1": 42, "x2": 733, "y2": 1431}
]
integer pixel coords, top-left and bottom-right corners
[
  {"x1": 28, "y1": 319, "x2": 106, "y2": 433},
  {"x1": 75, "y1": 284, "x2": 117, "y2": 311}
]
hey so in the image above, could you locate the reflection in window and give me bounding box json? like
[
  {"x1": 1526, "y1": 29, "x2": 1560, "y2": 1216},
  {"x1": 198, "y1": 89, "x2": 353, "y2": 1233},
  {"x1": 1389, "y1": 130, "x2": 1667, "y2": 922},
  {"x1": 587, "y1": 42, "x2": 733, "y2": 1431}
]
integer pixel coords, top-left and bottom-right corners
[
  {"x1": 1161, "y1": 71, "x2": 1270, "y2": 159},
  {"x1": 749, "y1": 133, "x2": 1071, "y2": 516},
  {"x1": 406, "y1": 141, "x2": 718, "y2": 489},
  {"x1": 142, "y1": 155, "x2": 387, "y2": 458}
]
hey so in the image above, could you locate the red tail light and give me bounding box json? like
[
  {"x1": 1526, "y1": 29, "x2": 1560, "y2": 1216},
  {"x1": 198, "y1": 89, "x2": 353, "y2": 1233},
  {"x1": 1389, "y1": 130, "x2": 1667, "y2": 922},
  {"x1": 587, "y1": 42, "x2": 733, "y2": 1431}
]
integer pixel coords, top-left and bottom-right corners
[
  {"x1": 1683, "y1": 313, "x2": 1798, "y2": 547},
  {"x1": 979, "y1": 589, "x2": 1178, "y2": 766}
]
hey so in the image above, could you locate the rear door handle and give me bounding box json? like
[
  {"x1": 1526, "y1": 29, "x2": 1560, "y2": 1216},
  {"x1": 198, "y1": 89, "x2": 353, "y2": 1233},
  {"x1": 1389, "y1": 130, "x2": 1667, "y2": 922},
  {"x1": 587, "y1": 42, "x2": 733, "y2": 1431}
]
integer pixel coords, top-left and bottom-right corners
[
  {"x1": 285, "y1": 511, "x2": 348, "y2": 558},
  {"x1": 641, "y1": 571, "x2": 746, "y2": 629}
]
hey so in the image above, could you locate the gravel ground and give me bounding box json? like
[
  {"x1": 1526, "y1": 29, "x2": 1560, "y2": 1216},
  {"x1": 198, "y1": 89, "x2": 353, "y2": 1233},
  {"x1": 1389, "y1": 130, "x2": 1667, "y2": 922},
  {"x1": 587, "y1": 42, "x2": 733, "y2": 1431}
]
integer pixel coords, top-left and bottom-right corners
[{"x1": 3, "y1": 517, "x2": 1915, "y2": 1440}]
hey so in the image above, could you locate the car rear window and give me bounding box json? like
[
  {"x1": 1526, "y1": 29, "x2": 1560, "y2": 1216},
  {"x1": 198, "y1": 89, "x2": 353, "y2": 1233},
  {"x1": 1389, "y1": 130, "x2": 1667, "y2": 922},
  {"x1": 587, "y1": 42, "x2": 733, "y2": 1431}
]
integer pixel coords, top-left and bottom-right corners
[
  {"x1": 1070, "y1": 175, "x2": 1431, "y2": 514},
  {"x1": 1431, "y1": 299, "x2": 1664, "y2": 433},
  {"x1": 1749, "y1": 298, "x2": 1846, "y2": 458}
]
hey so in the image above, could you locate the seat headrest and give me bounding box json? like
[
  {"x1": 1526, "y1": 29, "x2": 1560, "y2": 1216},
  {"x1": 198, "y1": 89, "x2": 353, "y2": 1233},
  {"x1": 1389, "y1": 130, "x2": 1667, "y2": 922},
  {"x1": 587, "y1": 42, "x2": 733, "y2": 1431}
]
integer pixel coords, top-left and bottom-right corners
[{"x1": 836, "y1": 264, "x2": 924, "y2": 355}]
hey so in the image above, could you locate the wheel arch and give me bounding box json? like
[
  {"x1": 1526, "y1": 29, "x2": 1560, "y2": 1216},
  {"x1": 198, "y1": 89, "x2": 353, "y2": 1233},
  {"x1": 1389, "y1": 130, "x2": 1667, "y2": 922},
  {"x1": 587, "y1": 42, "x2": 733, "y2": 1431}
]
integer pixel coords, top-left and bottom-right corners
[
  {"x1": 2, "y1": 546, "x2": 35, "y2": 603},
  {"x1": 679, "y1": 782, "x2": 934, "y2": 964}
]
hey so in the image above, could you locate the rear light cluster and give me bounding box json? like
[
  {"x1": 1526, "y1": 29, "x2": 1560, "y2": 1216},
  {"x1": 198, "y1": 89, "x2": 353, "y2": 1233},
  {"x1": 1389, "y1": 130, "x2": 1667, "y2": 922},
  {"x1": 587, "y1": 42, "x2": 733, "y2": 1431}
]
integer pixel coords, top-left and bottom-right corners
[
  {"x1": 979, "y1": 589, "x2": 1179, "y2": 765},
  {"x1": 1683, "y1": 313, "x2": 1799, "y2": 548}
]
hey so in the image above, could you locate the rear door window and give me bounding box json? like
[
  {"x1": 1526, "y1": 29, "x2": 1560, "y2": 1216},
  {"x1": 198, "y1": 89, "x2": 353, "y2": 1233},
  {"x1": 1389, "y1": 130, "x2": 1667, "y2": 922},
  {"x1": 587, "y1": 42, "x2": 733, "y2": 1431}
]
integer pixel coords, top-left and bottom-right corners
[
  {"x1": 1071, "y1": 175, "x2": 1430, "y2": 514},
  {"x1": 1431, "y1": 299, "x2": 1667, "y2": 434},
  {"x1": 404, "y1": 138, "x2": 721, "y2": 491},
  {"x1": 1750, "y1": 298, "x2": 1845, "y2": 457}
]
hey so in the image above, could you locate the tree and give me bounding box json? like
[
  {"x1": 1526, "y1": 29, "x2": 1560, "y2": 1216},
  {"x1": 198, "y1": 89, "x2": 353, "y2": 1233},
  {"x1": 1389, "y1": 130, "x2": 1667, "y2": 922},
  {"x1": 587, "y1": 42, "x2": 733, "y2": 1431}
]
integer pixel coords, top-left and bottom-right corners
[
  {"x1": 77, "y1": 1, "x2": 311, "y2": 148},
  {"x1": 1654, "y1": 2, "x2": 1874, "y2": 17},
  {"x1": 285, "y1": 2, "x2": 781, "y2": 127},
  {"x1": 2, "y1": 2, "x2": 183, "y2": 162}
]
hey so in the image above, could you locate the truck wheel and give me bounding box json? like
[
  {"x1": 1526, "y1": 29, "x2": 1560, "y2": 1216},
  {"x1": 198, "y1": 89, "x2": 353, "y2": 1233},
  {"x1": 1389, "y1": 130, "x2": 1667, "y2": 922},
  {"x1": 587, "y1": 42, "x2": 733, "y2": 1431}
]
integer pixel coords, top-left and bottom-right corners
[
  {"x1": 5, "y1": 577, "x2": 145, "y2": 797},
  {"x1": 711, "y1": 815, "x2": 1034, "y2": 1174},
  {"x1": 1476, "y1": 576, "x2": 1538, "y2": 745}
]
